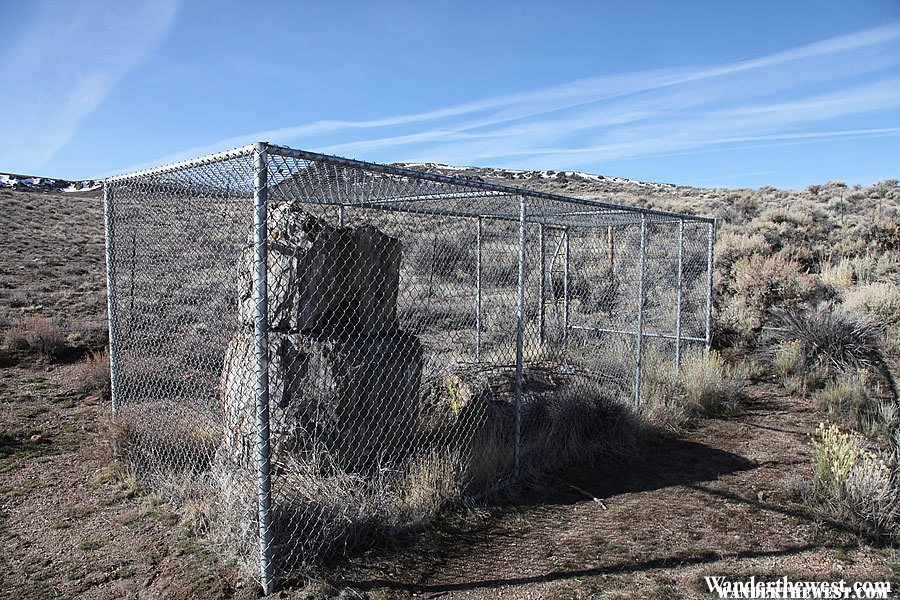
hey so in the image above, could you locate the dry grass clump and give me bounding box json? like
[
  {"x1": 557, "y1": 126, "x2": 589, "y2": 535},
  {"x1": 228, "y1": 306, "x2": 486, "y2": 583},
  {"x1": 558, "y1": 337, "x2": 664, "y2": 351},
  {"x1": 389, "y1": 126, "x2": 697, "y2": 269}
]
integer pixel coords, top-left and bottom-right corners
[
  {"x1": 813, "y1": 373, "x2": 898, "y2": 445},
  {"x1": 640, "y1": 348, "x2": 744, "y2": 432},
  {"x1": 518, "y1": 390, "x2": 646, "y2": 484},
  {"x1": 805, "y1": 423, "x2": 899, "y2": 542},
  {"x1": 461, "y1": 418, "x2": 513, "y2": 493},
  {"x1": 225, "y1": 447, "x2": 466, "y2": 576},
  {"x1": 773, "y1": 339, "x2": 804, "y2": 379},
  {"x1": 3, "y1": 316, "x2": 67, "y2": 358},
  {"x1": 111, "y1": 404, "x2": 220, "y2": 481},
  {"x1": 772, "y1": 339, "x2": 808, "y2": 395},
  {"x1": 73, "y1": 348, "x2": 111, "y2": 399},
  {"x1": 390, "y1": 448, "x2": 461, "y2": 524},
  {"x1": 639, "y1": 360, "x2": 687, "y2": 433},
  {"x1": 820, "y1": 255, "x2": 880, "y2": 289},
  {"x1": 842, "y1": 282, "x2": 900, "y2": 328},
  {"x1": 454, "y1": 376, "x2": 649, "y2": 493},
  {"x1": 681, "y1": 349, "x2": 744, "y2": 413}
]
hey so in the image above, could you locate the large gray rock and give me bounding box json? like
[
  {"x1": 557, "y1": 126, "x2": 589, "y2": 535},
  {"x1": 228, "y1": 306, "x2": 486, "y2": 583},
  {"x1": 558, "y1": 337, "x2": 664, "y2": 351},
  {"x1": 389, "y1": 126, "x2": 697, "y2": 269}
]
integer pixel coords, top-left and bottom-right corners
[
  {"x1": 220, "y1": 329, "x2": 423, "y2": 468},
  {"x1": 238, "y1": 202, "x2": 401, "y2": 335}
]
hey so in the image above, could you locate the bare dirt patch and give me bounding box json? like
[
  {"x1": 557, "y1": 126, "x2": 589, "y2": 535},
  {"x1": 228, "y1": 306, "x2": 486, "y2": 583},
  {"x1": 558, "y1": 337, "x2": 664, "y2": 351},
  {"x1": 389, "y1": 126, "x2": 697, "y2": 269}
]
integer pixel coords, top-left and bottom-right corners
[{"x1": 0, "y1": 358, "x2": 257, "y2": 599}]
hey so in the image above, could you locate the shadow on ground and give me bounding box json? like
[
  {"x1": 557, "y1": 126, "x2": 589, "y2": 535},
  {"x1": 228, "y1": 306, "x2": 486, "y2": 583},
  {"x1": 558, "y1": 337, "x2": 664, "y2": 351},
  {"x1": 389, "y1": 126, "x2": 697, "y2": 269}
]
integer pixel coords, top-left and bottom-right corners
[
  {"x1": 336, "y1": 542, "x2": 855, "y2": 596},
  {"x1": 303, "y1": 435, "x2": 769, "y2": 594},
  {"x1": 531, "y1": 436, "x2": 757, "y2": 507}
]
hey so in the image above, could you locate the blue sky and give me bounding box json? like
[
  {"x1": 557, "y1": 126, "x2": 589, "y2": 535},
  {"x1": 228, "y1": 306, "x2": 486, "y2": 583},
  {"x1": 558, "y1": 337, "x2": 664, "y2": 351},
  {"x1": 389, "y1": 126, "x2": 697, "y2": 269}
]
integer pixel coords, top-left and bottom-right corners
[{"x1": 0, "y1": 0, "x2": 898, "y2": 188}]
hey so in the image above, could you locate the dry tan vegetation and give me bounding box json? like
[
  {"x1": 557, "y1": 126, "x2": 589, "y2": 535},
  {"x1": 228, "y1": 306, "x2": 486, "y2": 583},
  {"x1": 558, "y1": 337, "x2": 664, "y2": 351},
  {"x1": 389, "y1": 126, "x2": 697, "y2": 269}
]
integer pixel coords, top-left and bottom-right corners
[
  {"x1": 3, "y1": 316, "x2": 67, "y2": 358},
  {"x1": 420, "y1": 169, "x2": 900, "y2": 546},
  {"x1": 639, "y1": 348, "x2": 743, "y2": 432},
  {"x1": 72, "y1": 348, "x2": 110, "y2": 399}
]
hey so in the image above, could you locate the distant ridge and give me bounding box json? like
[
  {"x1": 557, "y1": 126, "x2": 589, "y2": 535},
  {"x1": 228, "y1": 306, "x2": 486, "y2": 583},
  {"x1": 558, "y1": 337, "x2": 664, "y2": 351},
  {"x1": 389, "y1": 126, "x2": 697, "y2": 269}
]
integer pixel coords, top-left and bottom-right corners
[
  {"x1": 393, "y1": 162, "x2": 679, "y2": 189},
  {"x1": 0, "y1": 172, "x2": 101, "y2": 193}
]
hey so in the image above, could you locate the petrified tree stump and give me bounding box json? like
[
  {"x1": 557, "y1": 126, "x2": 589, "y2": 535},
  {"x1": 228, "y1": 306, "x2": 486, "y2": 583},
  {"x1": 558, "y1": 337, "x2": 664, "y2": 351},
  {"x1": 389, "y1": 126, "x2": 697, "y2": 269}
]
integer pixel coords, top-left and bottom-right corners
[
  {"x1": 237, "y1": 202, "x2": 401, "y2": 335},
  {"x1": 223, "y1": 202, "x2": 422, "y2": 469},
  {"x1": 220, "y1": 329, "x2": 423, "y2": 468}
]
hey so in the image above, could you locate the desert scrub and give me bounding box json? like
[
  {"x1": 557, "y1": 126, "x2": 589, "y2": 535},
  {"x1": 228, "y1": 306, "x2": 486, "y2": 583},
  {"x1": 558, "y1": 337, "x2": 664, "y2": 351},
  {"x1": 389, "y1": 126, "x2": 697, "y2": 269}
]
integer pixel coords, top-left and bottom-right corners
[
  {"x1": 390, "y1": 448, "x2": 461, "y2": 525},
  {"x1": 2, "y1": 316, "x2": 66, "y2": 358},
  {"x1": 773, "y1": 339, "x2": 809, "y2": 395},
  {"x1": 809, "y1": 423, "x2": 899, "y2": 542},
  {"x1": 73, "y1": 348, "x2": 110, "y2": 399},
  {"x1": 814, "y1": 373, "x2": 898, "y2": 445},
  {"x1": 527, "y1": 390, "x2": 645, "y2": 474},
  {"x1": 769, "y1": 304, "x2": 896, "y2": 397},
  {"x1": 719, "y1": 253, "x2": 814, "y2": 340},
  {"x1": 411, "y1": 236, "x2": 475, "y2": 282},
  {"x1": 773, "y1": 339, "x2": 804, "y2": 379},
  {"x1": 640, "y1": 348, "x2": 744, "y2": 432},
  {"x1": 713, "y1": 229, "x2": 770, "y2": 282},
  {"x1": 820, "y1": 257, "x2": 866, "y2": 289},
  {"x1": 842, "y1": 282, "x2": 900, "y2": 328}
]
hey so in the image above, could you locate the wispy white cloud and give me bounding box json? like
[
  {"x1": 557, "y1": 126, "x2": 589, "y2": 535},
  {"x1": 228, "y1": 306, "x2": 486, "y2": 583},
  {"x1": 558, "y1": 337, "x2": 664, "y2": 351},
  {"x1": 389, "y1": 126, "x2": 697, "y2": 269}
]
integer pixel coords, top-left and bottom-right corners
[
  {"x1": 116, "y1": 21, "x2": 900, "y2": 176},
  {"x1": 0, "y1": 0, "x2": 180, "y2": 173}
]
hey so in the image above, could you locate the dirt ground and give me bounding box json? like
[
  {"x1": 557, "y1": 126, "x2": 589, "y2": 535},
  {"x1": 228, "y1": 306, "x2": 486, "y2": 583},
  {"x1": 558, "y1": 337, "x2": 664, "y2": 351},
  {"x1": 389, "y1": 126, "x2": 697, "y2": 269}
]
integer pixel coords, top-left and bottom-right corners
[{"x1": 1, "y1": 350, "x2": 896, "y2": 599}]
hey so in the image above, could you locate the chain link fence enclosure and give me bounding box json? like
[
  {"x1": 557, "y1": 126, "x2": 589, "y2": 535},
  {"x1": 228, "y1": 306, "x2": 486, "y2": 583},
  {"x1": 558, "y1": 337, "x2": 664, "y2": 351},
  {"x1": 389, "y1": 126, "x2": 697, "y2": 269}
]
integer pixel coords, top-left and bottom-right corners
[{"x1": 103, "y1": 142, "x2": 714, "y2": 593}]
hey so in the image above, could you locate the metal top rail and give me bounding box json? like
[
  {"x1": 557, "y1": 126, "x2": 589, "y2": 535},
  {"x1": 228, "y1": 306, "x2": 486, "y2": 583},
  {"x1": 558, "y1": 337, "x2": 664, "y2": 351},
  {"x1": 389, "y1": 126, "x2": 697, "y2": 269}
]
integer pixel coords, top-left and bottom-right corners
[{"x1": 104, "y1": 141, "x2": 715, "y2": 225}]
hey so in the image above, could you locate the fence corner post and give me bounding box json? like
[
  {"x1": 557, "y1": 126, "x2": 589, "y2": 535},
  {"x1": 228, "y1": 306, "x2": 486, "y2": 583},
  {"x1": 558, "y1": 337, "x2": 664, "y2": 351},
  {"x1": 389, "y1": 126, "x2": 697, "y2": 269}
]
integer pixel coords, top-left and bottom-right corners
[
  {"x1": 563, "y1": 227, "x2": 570, "y2": 346},
  {"x1": 252, "y1": 141, "x2": 275, "y2": 596},
  {"x1": 513, "y1": 197, "x2": 527, "y2": 482},
  {"x1": 102, "y1": 183, "x2": 120, "y2": 416},
  {"x1": 634, "y1": 215, "x2": 647, "y2": 407},
  {"x1": 675, "y1": 219, "x2": 684, "y2": 372},
  {"x1": 538, "y1": 223, "x2": 546, "y2": 345},
  {"x1": 475, "y1": 216, "x2": 482, "y2": 362},
  {"x1": 705, "y1": 219, "x2": 715, "y2": 354}
]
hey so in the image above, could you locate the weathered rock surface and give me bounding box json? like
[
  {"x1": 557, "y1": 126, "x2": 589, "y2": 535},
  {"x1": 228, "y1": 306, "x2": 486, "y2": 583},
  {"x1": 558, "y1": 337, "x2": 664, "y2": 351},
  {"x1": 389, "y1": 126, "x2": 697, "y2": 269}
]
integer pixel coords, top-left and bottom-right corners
[
  {"x1": 224, "y1": 203, "x2": 425, "y2": 468},
  {"x1": 221, "y1": 329, "x2": 423, "y2": 468},
  {"x1": 238, "y1": 202, "x2": 401, "y2": 335}
]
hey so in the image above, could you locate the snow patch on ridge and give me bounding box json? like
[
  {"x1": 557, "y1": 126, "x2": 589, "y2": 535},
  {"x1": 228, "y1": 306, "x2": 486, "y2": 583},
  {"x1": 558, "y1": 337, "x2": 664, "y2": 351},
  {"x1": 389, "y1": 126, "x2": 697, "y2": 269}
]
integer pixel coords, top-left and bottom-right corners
[{"x1": 0, "y1": 172, "x2": 101, "y2": 192}]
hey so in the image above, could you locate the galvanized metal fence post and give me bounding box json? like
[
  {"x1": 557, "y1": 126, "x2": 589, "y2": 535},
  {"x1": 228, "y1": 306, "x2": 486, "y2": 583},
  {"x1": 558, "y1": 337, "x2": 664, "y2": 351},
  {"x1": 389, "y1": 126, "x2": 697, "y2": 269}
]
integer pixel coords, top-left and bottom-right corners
[
  {"x1": 675, "y1": 219, "x2": 684, "y2": 371},
  {"x1": 513, "y1": 198, "x2": 527, "y2": 481},
  {"x1": 475, "y1": 216, "x2": 482, "y2": 361},
  {"x1": 634, "y1": 216, "x2": 647, "y2": 407},
  {"x1": 338, "y1": 204, "x2": 345, "y2": 227},
  {"x1": 563, "y1": 228, "x2": 570, "y2": 345},
  {"x1": 102, "y1": 185, "x2": 120, "y2": 415},
  {"x1": 705, "y1": 220, "x2": 715, "y2": 352},
  {"x1": 538, "y1": 223, "x2": 546, "y2": 345},
  {"x1": 252, "y1": 142, "x2": 275, "y2": 595}
]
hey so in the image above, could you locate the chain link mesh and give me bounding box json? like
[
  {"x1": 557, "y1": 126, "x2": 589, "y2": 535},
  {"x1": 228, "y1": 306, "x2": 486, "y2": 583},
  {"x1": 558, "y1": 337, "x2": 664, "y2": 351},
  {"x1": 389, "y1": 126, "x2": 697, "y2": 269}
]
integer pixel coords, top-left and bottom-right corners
[{"x1": 104, "y1": 143, "x2": 714, "y2": 589}]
